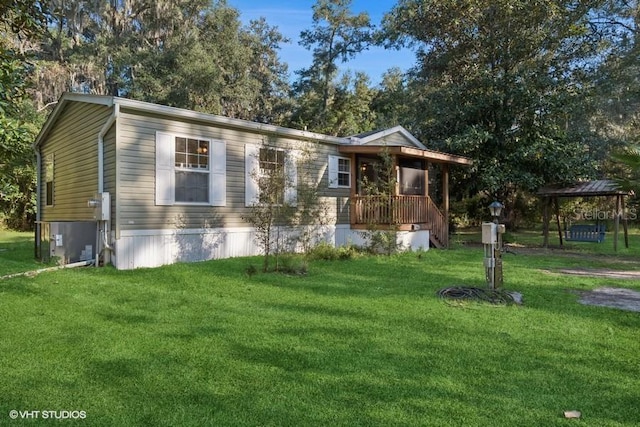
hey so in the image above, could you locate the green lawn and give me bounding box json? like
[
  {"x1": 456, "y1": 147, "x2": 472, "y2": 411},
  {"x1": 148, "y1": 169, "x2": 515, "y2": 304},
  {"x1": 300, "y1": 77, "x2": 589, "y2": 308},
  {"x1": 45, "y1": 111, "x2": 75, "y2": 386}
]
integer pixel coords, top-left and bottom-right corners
[
  {"x1": 1, "y1": 230, "x2": 639, "y2": 426},
  {"x1": 0, "y1": 229, "x2": 56, "y2": 277}
]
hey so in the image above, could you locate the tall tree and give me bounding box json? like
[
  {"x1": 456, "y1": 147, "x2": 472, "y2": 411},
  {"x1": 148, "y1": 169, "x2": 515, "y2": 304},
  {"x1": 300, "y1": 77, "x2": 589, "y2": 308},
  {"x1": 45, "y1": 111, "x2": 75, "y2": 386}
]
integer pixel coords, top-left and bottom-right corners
[
  {"x1": 31, "y1": 0, "x2": 291, "y2": 123},
  {"x1": 382, "y1": 0, "x2": 608, "y2": 207},
  {"x1": 0, "y1": 0, "x2": 46, "y2": 230},
  {"x1": 291, "y1": 0, "x2": 373, "y2": 134},
  {"x1": 589, "y1": 1, "x2": 640, "y2": 166},
  {"x1": 370, "y1": 67, "x2": 412, "y2": 130}
]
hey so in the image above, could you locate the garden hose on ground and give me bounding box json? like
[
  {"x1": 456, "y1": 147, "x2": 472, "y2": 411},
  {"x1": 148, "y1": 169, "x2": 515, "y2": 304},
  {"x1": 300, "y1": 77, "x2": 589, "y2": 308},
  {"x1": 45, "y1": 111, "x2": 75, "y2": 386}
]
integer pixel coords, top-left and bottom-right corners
[{"x1": 437, "y1": 286, "x2": 518, "y2": 305}]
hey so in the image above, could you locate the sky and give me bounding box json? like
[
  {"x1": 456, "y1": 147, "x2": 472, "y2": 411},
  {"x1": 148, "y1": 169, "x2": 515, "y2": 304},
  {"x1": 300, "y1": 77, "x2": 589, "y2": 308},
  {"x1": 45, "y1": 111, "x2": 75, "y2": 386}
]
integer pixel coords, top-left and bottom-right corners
[{"x1": 227, "y1": 0, "x2": 416, "y2": 86}]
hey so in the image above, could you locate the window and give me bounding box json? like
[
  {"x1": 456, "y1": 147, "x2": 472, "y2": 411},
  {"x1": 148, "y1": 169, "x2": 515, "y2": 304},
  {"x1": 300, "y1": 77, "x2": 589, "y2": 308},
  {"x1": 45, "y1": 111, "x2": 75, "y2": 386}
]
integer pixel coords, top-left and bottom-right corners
[
  {"x1": 399, "y1": 159, "x2": 426, "y2": 196},
  {"x1": 174, "y1": 137, "x2": 210, "y2": 203},
  {"x1": 258, "y1": 147, "x2": 286, "y2": 204},
  {"x1": 328, "y1": 155, "x2": 351, "y2": 188},
  {"x1": 45, "y1": 154, "x2": 54, "y2": 206},
  {"x1": 155, "y1": 132, "x2": 226, "y2": 206},
  {"x1": 245, "y1": 144, "x2": 297, "y2": 206}
]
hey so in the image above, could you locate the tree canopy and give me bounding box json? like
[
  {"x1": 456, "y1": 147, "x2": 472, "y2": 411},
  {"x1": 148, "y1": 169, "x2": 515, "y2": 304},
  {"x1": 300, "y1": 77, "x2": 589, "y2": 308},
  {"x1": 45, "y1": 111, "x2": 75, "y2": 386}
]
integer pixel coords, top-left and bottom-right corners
[{"x1": 2, "y1": 0, "x2": 640, "y2": 229}]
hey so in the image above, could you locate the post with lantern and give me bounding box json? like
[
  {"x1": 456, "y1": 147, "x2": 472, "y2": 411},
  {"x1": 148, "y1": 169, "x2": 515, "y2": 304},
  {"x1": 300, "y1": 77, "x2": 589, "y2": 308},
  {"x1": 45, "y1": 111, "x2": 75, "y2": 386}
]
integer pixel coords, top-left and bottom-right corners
[{"x1": 482, "y1": 201, "x2": 505, "y2": 289}]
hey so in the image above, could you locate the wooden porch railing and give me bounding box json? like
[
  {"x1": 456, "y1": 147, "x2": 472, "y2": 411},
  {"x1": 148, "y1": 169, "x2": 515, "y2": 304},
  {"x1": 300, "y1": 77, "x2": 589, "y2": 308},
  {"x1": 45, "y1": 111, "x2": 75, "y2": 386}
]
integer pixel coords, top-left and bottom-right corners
[{"x1": 350, "y1": 195, "x2": 449, "y2": 248}]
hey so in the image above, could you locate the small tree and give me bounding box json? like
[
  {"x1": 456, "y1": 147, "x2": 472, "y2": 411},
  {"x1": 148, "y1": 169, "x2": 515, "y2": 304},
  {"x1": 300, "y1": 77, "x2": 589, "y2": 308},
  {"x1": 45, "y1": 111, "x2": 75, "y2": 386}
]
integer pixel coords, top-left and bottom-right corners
[
  {"x1": 242, "y1": 142, "x2": 296, "y2": 272},
  {"x1": 359, "y1": 147, "x2": 402, "y2": 255},
  {"x1": 289, "y1": 144, "x2": 330, "y2": 254}
]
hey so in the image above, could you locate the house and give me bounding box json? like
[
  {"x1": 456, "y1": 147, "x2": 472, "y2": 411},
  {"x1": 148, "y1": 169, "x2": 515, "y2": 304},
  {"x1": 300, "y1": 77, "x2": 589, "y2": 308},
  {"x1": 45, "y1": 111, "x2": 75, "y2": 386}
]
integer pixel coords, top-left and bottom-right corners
[{"x1": 33, "y1": 93, "x2": 471, "y2": 269}]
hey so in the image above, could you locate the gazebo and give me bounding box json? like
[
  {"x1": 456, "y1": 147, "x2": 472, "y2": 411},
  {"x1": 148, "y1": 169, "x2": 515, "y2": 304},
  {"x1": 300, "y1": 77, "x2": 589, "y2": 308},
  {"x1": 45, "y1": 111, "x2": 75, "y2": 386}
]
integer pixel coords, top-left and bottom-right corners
[{"x1": 537, "y1": 180, "x2": 633, "y2": 250}]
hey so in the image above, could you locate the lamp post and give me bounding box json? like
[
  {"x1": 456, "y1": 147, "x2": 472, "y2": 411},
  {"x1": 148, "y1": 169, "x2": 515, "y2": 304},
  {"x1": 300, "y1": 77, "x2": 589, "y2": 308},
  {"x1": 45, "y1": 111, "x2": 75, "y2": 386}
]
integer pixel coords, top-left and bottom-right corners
[
  {"x1": 482, "y1": 201, "x2": 505, "y2": 289},
  {"x1": 489, "y1": 201, "x2": 504, "y2": 224}
]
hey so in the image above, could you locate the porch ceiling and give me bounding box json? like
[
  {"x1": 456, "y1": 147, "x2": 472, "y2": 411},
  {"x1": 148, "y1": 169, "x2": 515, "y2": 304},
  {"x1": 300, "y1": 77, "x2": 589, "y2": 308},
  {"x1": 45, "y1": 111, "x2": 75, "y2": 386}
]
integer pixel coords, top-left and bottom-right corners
[{"x1": 337, "y1": 144, "x2": 472, "y2": 165}]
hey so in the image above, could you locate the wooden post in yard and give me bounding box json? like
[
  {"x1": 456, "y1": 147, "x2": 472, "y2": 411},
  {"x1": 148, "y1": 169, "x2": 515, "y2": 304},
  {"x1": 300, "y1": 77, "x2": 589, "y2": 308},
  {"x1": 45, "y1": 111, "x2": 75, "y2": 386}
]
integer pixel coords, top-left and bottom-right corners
[{"x1": 542, "y1": 196, "x2": 550, "y2": 248}]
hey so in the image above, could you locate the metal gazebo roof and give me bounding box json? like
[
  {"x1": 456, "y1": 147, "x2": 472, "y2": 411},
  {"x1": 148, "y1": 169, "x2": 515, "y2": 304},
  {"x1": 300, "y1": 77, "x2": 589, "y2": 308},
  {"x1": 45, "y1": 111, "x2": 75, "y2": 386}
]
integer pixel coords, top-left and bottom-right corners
[
  {"x1": 538, "y1": 180, "x2": 632, "y2": 250},
  {"x1": 537, "y1": 179, "x2": 629, "y2": 198}
]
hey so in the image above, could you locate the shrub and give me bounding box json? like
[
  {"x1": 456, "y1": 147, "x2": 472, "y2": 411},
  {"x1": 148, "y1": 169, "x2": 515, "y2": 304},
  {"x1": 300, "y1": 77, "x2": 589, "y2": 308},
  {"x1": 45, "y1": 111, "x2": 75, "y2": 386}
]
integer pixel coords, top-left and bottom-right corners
[{"x1": 307, "y1": 242, "x2": 358, "y2": 261}]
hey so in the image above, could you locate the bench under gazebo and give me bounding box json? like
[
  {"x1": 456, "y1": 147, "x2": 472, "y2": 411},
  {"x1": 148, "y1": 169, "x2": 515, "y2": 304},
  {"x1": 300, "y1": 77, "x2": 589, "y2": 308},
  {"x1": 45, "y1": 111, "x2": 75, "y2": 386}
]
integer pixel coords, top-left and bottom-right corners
[{"x1": 537, "y1": 180, "x2": 633, "y2": 251}]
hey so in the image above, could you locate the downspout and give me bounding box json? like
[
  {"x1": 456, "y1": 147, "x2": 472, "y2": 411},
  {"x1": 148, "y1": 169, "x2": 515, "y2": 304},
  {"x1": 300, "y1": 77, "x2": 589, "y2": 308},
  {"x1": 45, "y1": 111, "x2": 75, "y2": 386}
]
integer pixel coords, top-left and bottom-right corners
[
  {"x1": 95, "y1": 103, "x2": 119, "y2": 266},
  {"x1": 98, "y1": 103, "x2": 119, "y2": 193},
  {"x1": 34, "y1": 150, "x2": 42, "y2": 258}
]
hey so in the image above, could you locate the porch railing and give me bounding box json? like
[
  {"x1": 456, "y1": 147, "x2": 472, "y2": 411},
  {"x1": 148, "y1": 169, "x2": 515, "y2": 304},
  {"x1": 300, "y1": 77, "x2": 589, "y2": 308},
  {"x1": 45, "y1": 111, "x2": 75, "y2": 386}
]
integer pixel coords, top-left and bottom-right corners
[{"x1": 350, "y1": 195, "x2": 448, "y2": 247}]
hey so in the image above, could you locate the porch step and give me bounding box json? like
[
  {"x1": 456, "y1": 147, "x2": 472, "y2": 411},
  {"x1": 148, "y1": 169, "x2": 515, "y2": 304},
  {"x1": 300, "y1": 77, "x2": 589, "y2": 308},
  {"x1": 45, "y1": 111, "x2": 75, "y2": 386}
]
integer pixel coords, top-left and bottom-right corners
[{"x1": 430, "y1": 233, "x2": 446, "y2": 249}]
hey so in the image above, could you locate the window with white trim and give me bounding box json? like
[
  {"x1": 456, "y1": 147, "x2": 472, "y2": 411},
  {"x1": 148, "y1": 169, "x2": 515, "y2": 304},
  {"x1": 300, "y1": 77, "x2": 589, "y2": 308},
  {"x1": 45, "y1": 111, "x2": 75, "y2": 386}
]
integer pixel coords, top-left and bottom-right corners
[
  {"x1": 175, "y1": 137, "x2": 210, "y2": 203},
  {"x1": 45, "y1": 153, "x2": 54, "y2": 206},
  {"x1": 155, "y1": 132, "x2": 226, "y2": 206},
  {"x1": 245, "y1": 144, "x2": 297, "y2": 206},
  {"x1": 328, "y1": 155, "x2": 351, "y2": 188},
  {"x1": 259, "y1": 147, "x2": 286, "y2": 204}
]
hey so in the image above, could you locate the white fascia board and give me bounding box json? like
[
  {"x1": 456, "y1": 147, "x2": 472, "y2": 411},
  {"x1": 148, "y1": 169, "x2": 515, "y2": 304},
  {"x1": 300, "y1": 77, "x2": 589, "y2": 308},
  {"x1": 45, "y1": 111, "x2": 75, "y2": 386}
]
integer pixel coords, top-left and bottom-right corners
[
  {"x1": 113, "y1": 97, "x2": 350, "y2": 146},
  {"x1": 358, "y1": 125, "x2": 428, "y2": 150},
  {"x1": 33, "y1": 93, "x2": 115, "y2": 149}
]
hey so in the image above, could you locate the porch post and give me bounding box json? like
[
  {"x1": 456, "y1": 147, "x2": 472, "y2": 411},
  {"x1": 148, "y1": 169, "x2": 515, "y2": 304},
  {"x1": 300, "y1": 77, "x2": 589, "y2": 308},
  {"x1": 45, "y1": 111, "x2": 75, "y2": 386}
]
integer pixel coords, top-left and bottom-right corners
[
  {"x1": 442, "y1": 164, "x2": 449, "y2": 225},
  {"x1": 349, "y1": 154, "x2": 357, "y2": 226}
]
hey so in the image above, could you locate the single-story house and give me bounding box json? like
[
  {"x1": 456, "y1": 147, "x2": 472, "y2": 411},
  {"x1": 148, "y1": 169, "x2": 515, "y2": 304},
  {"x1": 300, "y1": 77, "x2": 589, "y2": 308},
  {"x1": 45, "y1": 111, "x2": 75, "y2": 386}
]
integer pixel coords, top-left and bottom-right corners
[{"x1": 33, "y1": 93, "x2": 471, "y2": 269}]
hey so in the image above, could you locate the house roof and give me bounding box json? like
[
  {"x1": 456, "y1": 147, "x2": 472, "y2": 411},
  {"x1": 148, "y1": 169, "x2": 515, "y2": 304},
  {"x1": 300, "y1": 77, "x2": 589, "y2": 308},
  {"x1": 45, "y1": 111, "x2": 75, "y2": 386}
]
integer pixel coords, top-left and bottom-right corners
[
  {"x1": 34, "y1": 93, "x2": 350, "y2": 148},
  {"x1": 537, "y1": 180, "x2": 630, "y2": 197},
  {"x1": 337, "y1": 144, "x2": 473, "y2": 165},
  {"x1": 349, "y1": 126, "x2": 428, "y2": 150},
  {"x1": 33, "y1": 93, "x2": 470, "y2": 167}
]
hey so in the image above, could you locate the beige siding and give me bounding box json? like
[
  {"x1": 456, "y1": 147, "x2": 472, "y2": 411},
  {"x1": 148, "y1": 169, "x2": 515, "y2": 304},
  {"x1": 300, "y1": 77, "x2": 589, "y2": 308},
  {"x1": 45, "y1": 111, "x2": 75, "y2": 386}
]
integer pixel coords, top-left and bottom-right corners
[
  {"x1": 39, "y1": 102, "x2": 111, "y2": 221},
  {"x1": 116, "y1": 108, "x2": 350, "y2": 231}
]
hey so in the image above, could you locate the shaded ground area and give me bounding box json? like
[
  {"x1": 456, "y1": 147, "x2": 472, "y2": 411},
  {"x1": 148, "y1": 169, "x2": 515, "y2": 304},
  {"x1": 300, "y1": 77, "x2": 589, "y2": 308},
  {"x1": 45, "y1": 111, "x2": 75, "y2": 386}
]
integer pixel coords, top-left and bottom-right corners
[
  {"x1": 551, "y1": 264, "x2": 640, "y2": 313},
  {"x1": 576, "y1": 287, "x2": 640, "y2": 312},
  {"x1": 501, "y1": 243, "x2": 640, "y2": 312},
  {"x1": 559, "y1": 268, "x2": 640, "y2": 279}
]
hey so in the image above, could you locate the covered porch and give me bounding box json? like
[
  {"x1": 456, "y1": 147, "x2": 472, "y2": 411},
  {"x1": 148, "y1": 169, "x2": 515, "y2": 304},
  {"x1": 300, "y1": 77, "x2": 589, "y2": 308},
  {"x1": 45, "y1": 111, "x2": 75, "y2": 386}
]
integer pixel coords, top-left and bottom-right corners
[{"x1": 338, "y1": 144, "x2": 472, "y2": 248}]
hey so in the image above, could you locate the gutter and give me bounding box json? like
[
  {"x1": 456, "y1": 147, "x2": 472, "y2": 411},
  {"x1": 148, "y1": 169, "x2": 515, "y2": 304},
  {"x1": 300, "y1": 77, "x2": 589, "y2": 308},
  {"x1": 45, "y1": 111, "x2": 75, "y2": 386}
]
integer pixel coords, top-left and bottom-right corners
[{"x1": 34, "y1": 151, "x2": 41, "y2": 258}]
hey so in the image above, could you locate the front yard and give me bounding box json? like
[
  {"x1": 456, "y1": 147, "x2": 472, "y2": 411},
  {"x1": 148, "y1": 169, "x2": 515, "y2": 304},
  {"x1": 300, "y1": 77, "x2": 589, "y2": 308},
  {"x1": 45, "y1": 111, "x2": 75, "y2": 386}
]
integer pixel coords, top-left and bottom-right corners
[{"x1": 1, "y1": 230, "x2": 639, "y2": 426}]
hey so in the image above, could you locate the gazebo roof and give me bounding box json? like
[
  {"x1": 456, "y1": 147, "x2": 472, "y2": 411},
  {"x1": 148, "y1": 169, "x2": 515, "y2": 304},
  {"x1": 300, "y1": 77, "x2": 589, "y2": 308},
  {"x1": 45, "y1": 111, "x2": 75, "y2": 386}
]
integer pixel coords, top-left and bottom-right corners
[{"x1": 537, "y1": 180, "x2": 630, "y2": 197}]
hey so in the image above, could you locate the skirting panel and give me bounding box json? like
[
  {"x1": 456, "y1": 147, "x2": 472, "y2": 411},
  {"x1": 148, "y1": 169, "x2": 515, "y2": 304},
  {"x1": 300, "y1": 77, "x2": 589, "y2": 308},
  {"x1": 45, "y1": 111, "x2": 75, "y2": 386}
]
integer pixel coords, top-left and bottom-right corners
[{"x1": 111, "y1": 225, "x2": 429, "y2": 269}]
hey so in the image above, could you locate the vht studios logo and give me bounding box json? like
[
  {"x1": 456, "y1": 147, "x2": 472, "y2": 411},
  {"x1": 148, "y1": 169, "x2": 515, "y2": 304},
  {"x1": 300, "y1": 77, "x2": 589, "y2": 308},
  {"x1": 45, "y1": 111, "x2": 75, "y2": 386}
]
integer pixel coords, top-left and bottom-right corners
[
  {"x1": 8, "y1": 410, "x2": 87, "y2": 420},
  {"x1": 573, "y1": 207, "x2": 638, "y2": 221}
]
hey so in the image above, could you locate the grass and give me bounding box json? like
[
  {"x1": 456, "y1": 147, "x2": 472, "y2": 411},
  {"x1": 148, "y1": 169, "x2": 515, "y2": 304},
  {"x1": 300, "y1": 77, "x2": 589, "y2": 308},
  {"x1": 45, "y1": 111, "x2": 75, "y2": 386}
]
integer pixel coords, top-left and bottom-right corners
[
  {"x1": 0, "y1": 229, "x2": 56, "y2": 277},
  {"x1": 1, "y1": 229, "x2": 640, "y2": 426}
]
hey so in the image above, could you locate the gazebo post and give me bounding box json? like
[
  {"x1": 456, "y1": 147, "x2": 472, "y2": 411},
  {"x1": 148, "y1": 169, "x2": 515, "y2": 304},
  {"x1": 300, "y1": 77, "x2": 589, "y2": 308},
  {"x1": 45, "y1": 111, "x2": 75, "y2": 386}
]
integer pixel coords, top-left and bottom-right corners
[
  {"x1": 553, "y1": 196, "x2": 563, "y2": 247},
  {"x1": 542, "y1": 196, "x2": 550, "y2": 248},
  {"x1": 614, "y1": 195, "x2": 622, "y2": 252},
  {"x1": 623, "y1": 197, "x2": 629, "y2": 249}
]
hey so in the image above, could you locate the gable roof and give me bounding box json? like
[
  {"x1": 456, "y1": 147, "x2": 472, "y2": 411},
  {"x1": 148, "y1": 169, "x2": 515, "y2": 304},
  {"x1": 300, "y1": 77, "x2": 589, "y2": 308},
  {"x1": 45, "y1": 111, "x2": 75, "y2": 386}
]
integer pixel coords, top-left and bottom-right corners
[
  {"x1": 349, "y1": 125, "x2": 428, "y2": 150},
  {"x1": 33, "y1": 93, "x2": 472, "y2": 166},
  {"x1": 34, "y1": 92, "x2": 350, "y2": 149}
]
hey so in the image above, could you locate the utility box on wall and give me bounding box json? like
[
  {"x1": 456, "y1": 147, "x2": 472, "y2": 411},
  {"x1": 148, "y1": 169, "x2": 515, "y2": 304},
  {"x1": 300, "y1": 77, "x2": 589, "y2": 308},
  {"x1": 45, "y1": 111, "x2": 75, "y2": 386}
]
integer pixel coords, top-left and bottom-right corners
[{"x1": 89, "y1": 192, "x2": 110, "y2": 221}]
